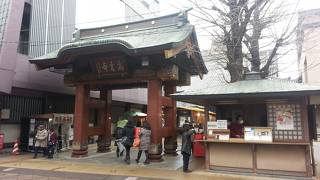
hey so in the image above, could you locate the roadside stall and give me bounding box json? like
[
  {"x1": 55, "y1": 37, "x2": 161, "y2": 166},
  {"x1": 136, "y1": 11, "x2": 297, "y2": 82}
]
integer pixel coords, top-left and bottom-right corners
[
  {"x1": 177, "y1": 106, "x2": 216, "y2": 128},
  {"x1": 172, "y1": 72, "x2": 320, "y2": 178},
  {"x1": 21, "y1": 113, "x2": 73, "y2": 152},
  {"x1": 177, "y1": 106, "x2": 216, "y2": 157}
]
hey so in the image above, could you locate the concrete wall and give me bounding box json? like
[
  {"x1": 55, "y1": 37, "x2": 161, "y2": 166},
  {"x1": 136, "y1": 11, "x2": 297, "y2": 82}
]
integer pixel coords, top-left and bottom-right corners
[
  {"x1": 0, "y1": 0, "x2": 25, "y2": 93},
  {"x1": 298, "y1": 11, "x2": 320, "y2": 85},
  {"x1": 14, "y1": 54, "x2": 74, "y2": 94},
  {"x1": 113, "y1": 88, "x2": 147, "y2": 105},
  {"x1": 0, "y1": 124, "x2": 20, "y2": 143},
  {"x1": 300, "y1": 27, "x2": 320, "y2": 85}
]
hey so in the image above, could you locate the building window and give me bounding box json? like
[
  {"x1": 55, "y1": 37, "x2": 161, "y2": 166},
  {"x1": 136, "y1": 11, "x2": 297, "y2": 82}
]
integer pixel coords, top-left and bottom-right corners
[
  {"x1": 17, "y1": 3, "x2": 31, "y2": 55},
  {"x1": 0, "y1": 0, "x2": 10, "y2": 49}
]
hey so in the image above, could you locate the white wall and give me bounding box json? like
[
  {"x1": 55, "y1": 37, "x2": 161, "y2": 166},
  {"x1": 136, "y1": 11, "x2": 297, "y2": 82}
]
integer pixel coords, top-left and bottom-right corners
[{"x1": 0, "y1": 124, "x2": 20, "y2": 143}]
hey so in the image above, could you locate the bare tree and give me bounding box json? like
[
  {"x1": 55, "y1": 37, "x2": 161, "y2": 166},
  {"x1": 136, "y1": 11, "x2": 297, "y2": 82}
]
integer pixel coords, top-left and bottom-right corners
[{"x1": 188, "y1": 0, "x2": 297, "y2": 82}]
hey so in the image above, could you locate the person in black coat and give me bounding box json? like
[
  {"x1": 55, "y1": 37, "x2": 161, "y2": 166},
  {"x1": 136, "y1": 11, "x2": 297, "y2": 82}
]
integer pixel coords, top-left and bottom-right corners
[
  {"x1": 123, "y1": 119, "x2": 135, "y2": 164},
  {"x1": 181, "y1": 122, "x2": 195, "y2": 173}
]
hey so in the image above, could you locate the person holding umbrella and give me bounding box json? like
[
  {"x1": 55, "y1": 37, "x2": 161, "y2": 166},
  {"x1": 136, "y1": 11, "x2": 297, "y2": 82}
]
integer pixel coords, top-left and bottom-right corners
[
  {"x1": 115, "y1": 117, "x2": 128, "y2": 158},
  {"x1": 123, "y1": 118, "x2": 135, "y2": 164}
]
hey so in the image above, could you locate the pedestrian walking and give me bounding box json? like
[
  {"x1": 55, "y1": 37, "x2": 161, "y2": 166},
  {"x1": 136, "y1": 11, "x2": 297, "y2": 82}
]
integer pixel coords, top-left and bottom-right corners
[
  {"x1": 123, "y1": 119, "x2": 135, "y2": 164},
  {"x1": 136, "y1": 122, "x2": 151, "y2": 164},
  {"x1": 33, "y1": 125, "x2": 48, "y2": 159},
  {"x1": 47, "y1": 128, "x2": 58, "y2": 159},
  {"x1": 181, "y1": 122, "x2": 195, "y2": 173},
  {"x1": 115, "y1": 118, "x2": 128, "y2": 158},
  {"x1": 68, "y1": 124, "x2": 74, "y2": 149}
]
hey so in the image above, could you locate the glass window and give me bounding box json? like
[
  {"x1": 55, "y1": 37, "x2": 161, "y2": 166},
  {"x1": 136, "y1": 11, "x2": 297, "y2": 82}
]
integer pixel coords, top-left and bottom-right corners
[{"x1": 17, "y1": 3, "x2": 31, "y2": 55}]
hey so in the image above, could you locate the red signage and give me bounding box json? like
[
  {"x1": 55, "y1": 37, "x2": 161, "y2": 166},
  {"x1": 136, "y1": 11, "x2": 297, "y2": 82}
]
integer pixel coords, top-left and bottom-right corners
[{"x1": 0, "y1": 134, "x2": 4, "y2": 150}]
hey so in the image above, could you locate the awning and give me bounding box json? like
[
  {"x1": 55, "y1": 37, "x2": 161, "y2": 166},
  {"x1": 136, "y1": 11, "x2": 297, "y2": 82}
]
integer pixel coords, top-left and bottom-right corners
[
  {"x1": 172, "y1": 74, "x2": 320, "y2": 105},
  {"x1": 178, "y1": 106, "x2": 215, "y2": 115}
]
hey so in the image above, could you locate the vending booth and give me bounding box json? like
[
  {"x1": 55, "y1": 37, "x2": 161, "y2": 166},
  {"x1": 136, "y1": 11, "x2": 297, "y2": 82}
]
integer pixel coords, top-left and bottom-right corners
[
  {"x1": 172, "y1": 72, "x2": 320, "y2": 177},
  {"x1": 20, "y1": 113, "x2": 73, "y2": 152}
]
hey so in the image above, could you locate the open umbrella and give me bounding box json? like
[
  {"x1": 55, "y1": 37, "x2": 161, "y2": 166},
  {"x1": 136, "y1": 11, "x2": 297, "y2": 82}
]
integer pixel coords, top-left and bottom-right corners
[{"x1": 123, "y1": 111, "x2": 147, "y2": 118}]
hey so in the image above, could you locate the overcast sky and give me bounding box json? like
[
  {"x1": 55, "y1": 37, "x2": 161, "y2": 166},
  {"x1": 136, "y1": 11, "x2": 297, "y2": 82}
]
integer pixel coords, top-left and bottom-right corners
[{"x1": 76, "y1": 0, "x2": 320, "y2": 79}]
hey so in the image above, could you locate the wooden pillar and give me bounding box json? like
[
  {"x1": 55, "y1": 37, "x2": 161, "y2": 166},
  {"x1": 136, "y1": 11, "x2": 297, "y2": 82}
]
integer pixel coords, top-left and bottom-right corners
[
  {"x1": 204, "y1": 103, "x2": 210, "y2": 169},
  {"x1": 72, "y1": 85, "x2": 89, "y2": 157},
  {"x1": 147, "y1": 79, "x2": 163, "y2": 161},
  {"x1": 301, "y1": 98, "x2": 313, "y2": 177},
  {"x1": 164, "y1": 84, "x2": 178, "y2": 155},
  {"x1": 97, "y1": 90, "x2": 112, "y2": 152},
  {"x1": 204, "y1": 103, "x2": 209, "y2": 135}
]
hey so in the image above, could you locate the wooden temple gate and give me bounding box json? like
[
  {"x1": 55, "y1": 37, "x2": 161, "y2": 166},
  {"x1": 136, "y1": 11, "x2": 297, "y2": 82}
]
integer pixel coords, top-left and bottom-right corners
[{"x1": 29, "y1": 11, "x2": 207, "y2": 161}]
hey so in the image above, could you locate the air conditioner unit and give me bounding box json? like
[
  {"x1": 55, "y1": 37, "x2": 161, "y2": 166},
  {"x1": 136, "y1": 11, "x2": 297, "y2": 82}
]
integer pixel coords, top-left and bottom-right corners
[{"x1": 0, "y1": 109, "x2": 10, "y2": 119}]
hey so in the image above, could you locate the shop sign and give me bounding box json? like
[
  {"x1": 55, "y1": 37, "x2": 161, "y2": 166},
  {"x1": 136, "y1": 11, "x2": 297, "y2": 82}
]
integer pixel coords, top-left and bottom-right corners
[
  {"x1": 53, "y1": 116, "x2": 73, "y2": 124},
  {"x1": 244, "y1": 127, "x2": 272, "y2": 142},
  {"x1": 208, "y1": 121, "x2": 230, "y2": 140},
  {"x1": 208, "y1": 120, "x2": 227, "y2": 130},
  {"x1": 217, "y1": 134, "x2": 230, "y2": 140},
  {"x1": 216, "y1": 120, "x2": 228, "y2": 129},
  {"x1": 94, "y1": 57, "x2": 127, "y2": 76},
  {"x1": 276, "y1": 107, "x2": 294, "y2": 130},
  {"x1": 207, "y1": 121, "x2": 216, "y2": 130}
]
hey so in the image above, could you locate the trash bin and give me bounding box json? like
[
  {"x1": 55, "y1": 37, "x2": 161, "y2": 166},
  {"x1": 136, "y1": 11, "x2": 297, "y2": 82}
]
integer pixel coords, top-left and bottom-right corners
[
  {"x1": 192, "y1": 133, "x2": 204, "y2": 157},
  {"x1": 0, "y1": 133, "x2": 4, "y2": 150}
]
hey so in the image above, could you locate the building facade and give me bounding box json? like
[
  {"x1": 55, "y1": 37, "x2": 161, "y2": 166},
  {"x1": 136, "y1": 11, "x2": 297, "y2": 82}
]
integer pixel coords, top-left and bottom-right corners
[
  {"x1": 297, "y1": 8, "x2": 320, "y2": 139},
  {"x1": 121, "y1": 0, "x2": 160, "y2": 22},
  {"x1": 0, "y1": 0, "x2": 76, "y2": 145},
  {"x1": 297, "y1": 9, "x2": 320, "y2": 85},
  {"x1": 0, "y1": 0, "x2": 151, "y2": 146}
]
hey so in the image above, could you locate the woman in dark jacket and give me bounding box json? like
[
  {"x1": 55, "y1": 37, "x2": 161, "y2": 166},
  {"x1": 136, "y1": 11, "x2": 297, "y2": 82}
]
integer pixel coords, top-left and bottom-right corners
[
  {"x1": 181, "y1": 122, "x2": 195, "y2": 173},
  {"x1": 123, "y1": 119, "x2": 135, "y2": 164}
]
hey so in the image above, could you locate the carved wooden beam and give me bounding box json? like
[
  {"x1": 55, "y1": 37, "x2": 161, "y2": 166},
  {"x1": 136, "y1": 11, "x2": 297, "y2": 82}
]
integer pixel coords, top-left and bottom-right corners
[
  {"x1": 64, "y1": 64, "x2": 180, "y2": 86},
  {"x1": 157, "y1": 64, "x2": 179, "y2": 81},
  {"x1": 87, "y1": 99, "x2": 105, "y2": 109},
  {"x1": 64, "y1": 73, "x2": 150, "y2": 86},
  {"x1": 164, "y1": 43, "x2": 188, "y2": 59},
  {"x1": 88, "y1": 127, "x2": 105, "y2": 136},
  {"x1": 161, "y1": 96, "x2": 173, "y2": 107}
]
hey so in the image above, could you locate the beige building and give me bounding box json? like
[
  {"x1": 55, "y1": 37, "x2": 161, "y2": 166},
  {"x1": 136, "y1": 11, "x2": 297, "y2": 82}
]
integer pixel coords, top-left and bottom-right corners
[
  {"x1": 297, "y1": 9, "x2": 320, "y2": 141},
  {"x1": 297, "y1": 9, "x2": 320, "y2": 85}
]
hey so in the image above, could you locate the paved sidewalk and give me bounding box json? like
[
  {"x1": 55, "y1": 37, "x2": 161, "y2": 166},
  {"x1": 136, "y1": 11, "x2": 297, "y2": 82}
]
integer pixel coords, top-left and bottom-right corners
[
  {"x1": 0, "y1": 142, "x2": 310, "y2": 180},
  {"x1": 0, "y1": 167, "x2": 159, "y2": 180},
  {"x1": 0, "y1": 151, "x2": 290, "y2": 180}
]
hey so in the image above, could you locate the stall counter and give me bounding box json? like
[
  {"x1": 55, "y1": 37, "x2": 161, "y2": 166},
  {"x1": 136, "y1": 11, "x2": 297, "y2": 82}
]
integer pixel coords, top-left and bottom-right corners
[{"x1": 198, "y1": 139, "x2": 312, "y2": 177}]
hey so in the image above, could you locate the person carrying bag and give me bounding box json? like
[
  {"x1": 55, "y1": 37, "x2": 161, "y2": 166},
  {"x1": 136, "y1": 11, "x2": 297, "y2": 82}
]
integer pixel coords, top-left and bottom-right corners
[{"x1": 47, "y1": 128, "x2": 58, "y2": 159}]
